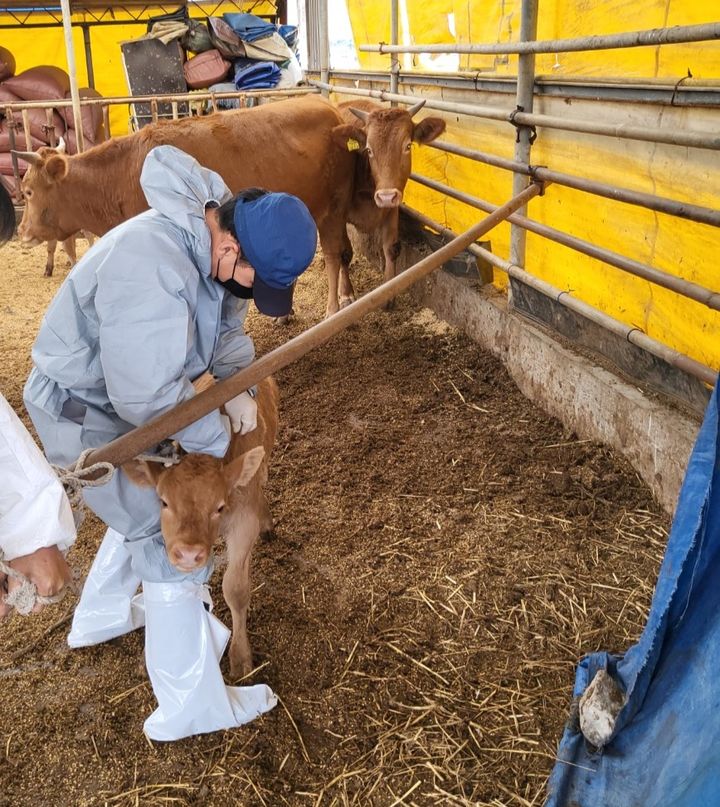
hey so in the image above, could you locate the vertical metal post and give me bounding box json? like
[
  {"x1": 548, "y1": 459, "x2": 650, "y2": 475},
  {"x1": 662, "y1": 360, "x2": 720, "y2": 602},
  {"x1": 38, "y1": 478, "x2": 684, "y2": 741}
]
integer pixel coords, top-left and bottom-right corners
[
  {"x1": 319, "y1": 0, "x2": 330, "y2": 97},
  {"x1": 6, "y1": 108, "x2": 22, "y2": 203},
  {"x1": 45, "y1": 107, "x2": 57, "y2": 147},
  {"x1": 390, "y1": 0, "x2": 399, "y2": 104},
  {"x1": 21, "y1": 109, "x2": 32, "y2": 149},
  {"x1": 102, "y1": 105, "x2": 110, "y2": 140},
  {"x1": 59, "y1": 0, "x2": 85, "y2": 152},
  {"x1": 82, "y1": 24, "x2": 95, "y2": 89},
  {"x1": 510, "y1": 0, "x2": 539, "y2": 269}
]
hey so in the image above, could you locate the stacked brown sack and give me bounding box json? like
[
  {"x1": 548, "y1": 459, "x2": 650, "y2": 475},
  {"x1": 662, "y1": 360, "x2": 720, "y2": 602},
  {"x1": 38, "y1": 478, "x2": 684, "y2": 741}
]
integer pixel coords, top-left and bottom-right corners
[
  {"x1": 0, "y1": 60, "x2": 106, "y2": 194},
  {"x1": 59, "y1": 87, "x2": 106, "y2": 154}
]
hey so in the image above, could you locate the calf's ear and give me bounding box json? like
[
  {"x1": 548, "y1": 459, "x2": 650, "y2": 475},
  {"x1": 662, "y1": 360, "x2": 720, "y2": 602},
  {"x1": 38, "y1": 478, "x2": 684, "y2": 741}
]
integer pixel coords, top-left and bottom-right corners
[
  {"x1": 226, "y1": 446, "x2": 265, "y2": 489},
  {"x1": 412, "y1": 116, "x2": 446, "y2": 144},
  {"x1": 122, "y1": 459, "x2": 164, "y2": 488},
  {"x1": 44, "y1": 153, "x2": 69, "y2": 181},
  {"x1": 331, "y1": 123, "x2": 367, "y2": 152}
]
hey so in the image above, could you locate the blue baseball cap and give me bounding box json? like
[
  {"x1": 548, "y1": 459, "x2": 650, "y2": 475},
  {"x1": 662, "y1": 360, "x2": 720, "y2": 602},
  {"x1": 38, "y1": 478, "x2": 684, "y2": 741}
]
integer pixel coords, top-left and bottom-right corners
[{"x1": 233, "y1": 192, "x2": 317, "y2": 317}]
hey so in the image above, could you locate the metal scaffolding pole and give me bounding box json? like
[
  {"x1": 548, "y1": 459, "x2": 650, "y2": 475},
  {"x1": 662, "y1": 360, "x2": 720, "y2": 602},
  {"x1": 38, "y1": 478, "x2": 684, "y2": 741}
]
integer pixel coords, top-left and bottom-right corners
[
  {"x1": 390, "y1": 0, "x2": 399, "y2": 102},
  {"x1": 410, "y1": 172, "x2": 720, "y2": 312},
  {"x1": 360, "y1": 20, "x2": 720, "y2": 55},
  {"x1": 60, "y1": 0, "x2": 84, "y2": 152},
  {"x1": 402, "y1": 205, "x2": 718, "y2": 387},
  {"x1": 510, "y1": 0, "x2": 538, "y2": 268},
  {"x1": 312, "y1": 81, "x2": 720, "y2": 151},
  {"x1": 318, "y1": 0, "x2": 330, "y2": 97},
  {"x1": 429, "y1": 140, "x2": 720, "y2": 229}
]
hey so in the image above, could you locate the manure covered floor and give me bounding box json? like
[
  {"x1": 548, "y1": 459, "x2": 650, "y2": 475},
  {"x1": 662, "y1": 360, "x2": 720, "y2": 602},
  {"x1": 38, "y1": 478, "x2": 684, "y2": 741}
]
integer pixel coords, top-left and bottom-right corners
[{"x1": 0, "y1": 238, "x2": 668, "y2": 806}]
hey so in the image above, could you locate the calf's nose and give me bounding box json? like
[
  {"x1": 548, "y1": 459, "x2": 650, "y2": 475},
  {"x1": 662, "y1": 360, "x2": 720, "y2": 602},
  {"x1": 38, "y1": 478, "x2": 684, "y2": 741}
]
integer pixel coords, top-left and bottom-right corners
[
  {"x1": 374, "y1": 188, "x2": 402, "y2": 208},
  {"x1": 169, "y1": 543, "x2": 209, "y2": 571}
]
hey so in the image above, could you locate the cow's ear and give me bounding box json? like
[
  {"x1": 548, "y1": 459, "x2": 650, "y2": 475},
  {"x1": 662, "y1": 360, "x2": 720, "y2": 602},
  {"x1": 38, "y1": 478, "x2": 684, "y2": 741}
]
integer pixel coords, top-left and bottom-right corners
[
  {"x1": 413, "y1": 116, "x2": 446, "y2": 144},
  {"x1": 225, "y1": 446, "x2": 265, "y2": 489},
  {"x1": 44, "y1": 153, "x2": 69, "y2": 181},
  {"x1": 122, "y1": 459, "x2": 164, "y2": 488},
  {"x1": 331, "y1": 123, "x2": 367, "y2": 152}
]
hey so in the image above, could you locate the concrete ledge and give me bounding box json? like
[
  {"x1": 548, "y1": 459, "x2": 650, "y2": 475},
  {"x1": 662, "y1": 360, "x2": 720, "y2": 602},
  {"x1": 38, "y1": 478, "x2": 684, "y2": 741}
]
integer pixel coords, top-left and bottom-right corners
[{"x1": 409, "y1": 269, "x2": 700, "y2": 514}]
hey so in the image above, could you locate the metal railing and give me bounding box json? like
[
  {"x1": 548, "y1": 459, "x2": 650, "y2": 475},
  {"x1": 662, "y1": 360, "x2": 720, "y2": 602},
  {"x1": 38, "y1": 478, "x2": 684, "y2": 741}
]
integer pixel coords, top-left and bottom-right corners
[
  {"x1": 2, "y1": 86, "x2": 318, "y2": 201},
  {"x1": 313, "y1": 9, "x2": 720, "y2": 389}
]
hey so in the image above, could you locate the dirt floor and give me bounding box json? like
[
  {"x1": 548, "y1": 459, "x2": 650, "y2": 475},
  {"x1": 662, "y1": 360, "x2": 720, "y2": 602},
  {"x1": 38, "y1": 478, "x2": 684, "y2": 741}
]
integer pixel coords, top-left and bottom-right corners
[{"x1": 0, "y1": 237, "x2": 669, "y2": 806}]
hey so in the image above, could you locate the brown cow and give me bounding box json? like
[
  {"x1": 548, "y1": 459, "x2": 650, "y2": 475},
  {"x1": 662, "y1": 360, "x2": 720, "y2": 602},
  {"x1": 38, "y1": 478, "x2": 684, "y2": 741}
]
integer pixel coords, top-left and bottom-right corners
[
  {"x1": 124, "y1": 376, "x2": 279, "y2": 678},
  {"x1": 6, "y1": 96, "x2": 355, "y2": 318},
  {"x1": 330, "y1": 99, "x2": 446, "y2": 309}
]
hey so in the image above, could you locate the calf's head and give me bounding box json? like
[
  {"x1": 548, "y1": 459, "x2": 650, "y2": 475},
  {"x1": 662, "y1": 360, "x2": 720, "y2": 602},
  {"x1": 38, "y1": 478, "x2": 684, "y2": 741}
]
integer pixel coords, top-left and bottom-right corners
[
  {"x1": 124, "y1": 447, "x2": 265, "y2": 573},
  {"x1": 333, "y1": 100, "x2": 446, "y2": 208},
  {"x1": 12, "y1": 144, "x2": 72, "y2": 244}
]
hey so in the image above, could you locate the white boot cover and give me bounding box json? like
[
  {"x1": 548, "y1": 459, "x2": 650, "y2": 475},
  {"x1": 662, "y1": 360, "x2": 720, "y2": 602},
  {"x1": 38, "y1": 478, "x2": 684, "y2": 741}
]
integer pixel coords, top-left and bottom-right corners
[
  {"x1": 142, "y1": 579, "x2": 277, "y2": 742},
  {"x1": 68, "y1": 527, "x2": 145, "y2": 648}
]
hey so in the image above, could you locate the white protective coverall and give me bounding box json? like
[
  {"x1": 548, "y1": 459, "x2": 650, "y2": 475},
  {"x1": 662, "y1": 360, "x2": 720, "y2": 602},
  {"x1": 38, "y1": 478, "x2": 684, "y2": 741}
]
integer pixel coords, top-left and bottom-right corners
[
  {"x1": 22, "y1": 145, "x2": 277, "y2": 739},
  {"x1": 0, "y1": 392, "x2": 75, "y2": 563}
]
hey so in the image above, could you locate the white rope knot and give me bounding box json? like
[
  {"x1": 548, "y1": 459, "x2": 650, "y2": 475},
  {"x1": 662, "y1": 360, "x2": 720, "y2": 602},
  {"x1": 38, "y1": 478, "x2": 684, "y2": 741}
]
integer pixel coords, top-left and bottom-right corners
[{"x1": 51, "y1": 448, "x2": 116, "y2": 509}]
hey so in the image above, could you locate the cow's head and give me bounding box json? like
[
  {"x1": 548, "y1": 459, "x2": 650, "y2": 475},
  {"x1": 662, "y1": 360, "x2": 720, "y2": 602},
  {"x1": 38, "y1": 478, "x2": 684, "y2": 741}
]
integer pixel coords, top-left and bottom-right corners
[
  {"x1": 333, "y1": 100, "x2": 446, "y2": 208},
  {"x1": 123, "y1": 447, "x2": 265, "y2": 572},
  {"x1": 12, "y1": 141, "x2": 73, "y2": 244}
]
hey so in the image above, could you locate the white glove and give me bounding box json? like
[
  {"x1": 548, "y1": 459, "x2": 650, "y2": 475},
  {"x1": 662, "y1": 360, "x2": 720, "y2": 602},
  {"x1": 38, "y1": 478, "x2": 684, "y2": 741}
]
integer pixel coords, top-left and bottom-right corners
[{"x1": 224, "y1": 391, "x2": 257, "y2": 435}]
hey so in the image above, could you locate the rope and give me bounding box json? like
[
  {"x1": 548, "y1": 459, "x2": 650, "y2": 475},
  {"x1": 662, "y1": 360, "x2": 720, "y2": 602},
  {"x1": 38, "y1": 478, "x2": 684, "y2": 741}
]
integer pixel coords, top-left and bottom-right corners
[
  {"x1": 135, "y1": 439, "x2": 183, "y2": 467},
  {"x1": 51, "y1": 448, "x2": 116, "y2": 510},
  {"x1": 0, "y1": 549, "x2": 74, "y2": 616}
]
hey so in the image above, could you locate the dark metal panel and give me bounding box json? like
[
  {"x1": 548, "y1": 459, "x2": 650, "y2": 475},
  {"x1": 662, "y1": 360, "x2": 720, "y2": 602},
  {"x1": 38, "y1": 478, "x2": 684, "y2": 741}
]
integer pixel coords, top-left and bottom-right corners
[{"x1": 509, "y1": 275, "x2": 712, "y2": 415}]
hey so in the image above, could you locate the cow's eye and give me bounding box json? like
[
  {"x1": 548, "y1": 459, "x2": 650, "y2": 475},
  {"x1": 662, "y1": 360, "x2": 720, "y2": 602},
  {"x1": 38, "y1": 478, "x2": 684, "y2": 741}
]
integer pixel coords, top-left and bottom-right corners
[
  {"x1": 366, "y1": 146, "x2": 374, "y2": 157},
  {"x1": 160, "y1": 498, "x2": 168, "y2": 508},
  {"x1": 24, "y1": 188, "x2": 32, "y2": 198},
  {"x1": 216, "y1": 503, "x2": 225, "y2": 514},
  {"x1": 405, "y1": 142, "x2": 412, "y2": 152}
]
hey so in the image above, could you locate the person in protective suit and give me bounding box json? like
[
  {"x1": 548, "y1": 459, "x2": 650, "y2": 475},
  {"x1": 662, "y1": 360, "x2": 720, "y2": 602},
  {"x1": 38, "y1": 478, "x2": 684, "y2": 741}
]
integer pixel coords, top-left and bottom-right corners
[
  {"x1": 23, "y1": 144, "x2": 317, "y2": 741},
  {"x1": 0, "y1": 392, "x2": 75, "y2": 619}
]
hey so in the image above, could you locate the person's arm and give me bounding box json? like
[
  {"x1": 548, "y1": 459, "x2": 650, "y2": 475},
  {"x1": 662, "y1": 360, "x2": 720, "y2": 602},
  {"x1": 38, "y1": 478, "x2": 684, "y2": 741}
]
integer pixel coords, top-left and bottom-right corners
[
  {"x1": 0, "y1": 395, "x2": 74, "y2": 617},
  {"x1": 93, "y1": 233, "x2": 230, "y2": 457},
  {"x1": 210, "y1": 294, "x2": 256, "y2": 380}
]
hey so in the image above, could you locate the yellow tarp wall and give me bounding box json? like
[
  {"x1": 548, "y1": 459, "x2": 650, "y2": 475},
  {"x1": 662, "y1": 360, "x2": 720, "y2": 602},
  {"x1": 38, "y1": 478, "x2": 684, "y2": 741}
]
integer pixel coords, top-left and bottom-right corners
[
  {"x1": 343, "y1": 0, "x2": 720, "y2": 371},
  {"x1": 0, "y1": 2, "x2": 276, "y2": 135}
]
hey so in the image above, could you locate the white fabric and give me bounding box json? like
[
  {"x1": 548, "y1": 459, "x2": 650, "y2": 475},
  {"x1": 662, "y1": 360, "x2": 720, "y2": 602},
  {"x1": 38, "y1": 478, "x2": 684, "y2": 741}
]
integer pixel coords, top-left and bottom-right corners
[
  {"x1": 277, "y1": 51, "x2": 304, "y2": 89},
  {"x1": 67, "y1": 527, "x2": 145, "y2": 647},
  {"x1": 0, "y1": 392, "x2": 75, "y2": 561},
  {"x1": 224, "y1": 391, "x2": 258, "y2": 434},
  {"x1": 142, "y1": 579, "x2": 277, "y2": 741}
]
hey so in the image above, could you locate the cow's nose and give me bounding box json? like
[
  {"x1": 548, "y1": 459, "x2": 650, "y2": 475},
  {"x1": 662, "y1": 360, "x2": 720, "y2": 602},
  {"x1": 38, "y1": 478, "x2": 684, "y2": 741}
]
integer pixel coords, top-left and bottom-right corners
[
  {"x1": 374, "y1": 188, "x2": 402, "y2": 208},
  {"x1": 170, "y1": 543, "x2": 208, "y2": 570}
]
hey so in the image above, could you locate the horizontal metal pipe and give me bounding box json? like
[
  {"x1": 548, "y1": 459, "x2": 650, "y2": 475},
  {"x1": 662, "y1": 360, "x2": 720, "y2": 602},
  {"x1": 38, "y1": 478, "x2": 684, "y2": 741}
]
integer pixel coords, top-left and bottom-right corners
[
  {"x1": 314, "y1": 81, "x2": 720, "y2": 151},
  {"x1": 430, "y1": 140, "x2": 720, "y2": 228},
  {"x1": 79, "y1": 182, "x2": 544, "y2": 470},
  {"x1": 402, "y1": 205, "x2": 717, "y2": 387},
  {"x1": 512, "y1": 108, "x2": 720, "y2": 150},
  {"x1": 410, "y1": 173, "x2": 720, "y2": 311},
  {"x1": 316, "y1": 69, "x2": 720, "y2": 107},
  {"x1": 361, "y1": 21, "x2": 720, "y2": 55},
  {"x1": 0, "y1": 87, "x2": 317, "y2": 112}
]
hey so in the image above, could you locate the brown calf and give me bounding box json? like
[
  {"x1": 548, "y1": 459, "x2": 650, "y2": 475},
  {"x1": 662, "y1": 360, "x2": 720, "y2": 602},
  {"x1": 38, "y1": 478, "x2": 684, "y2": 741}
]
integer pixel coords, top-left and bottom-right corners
[{"x1": 124, "y1": 376, "x2": 279, "y2": 678}]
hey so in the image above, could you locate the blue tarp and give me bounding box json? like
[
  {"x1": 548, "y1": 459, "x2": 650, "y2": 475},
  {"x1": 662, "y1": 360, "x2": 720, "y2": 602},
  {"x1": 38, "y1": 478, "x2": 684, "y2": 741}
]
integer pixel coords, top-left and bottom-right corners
[
  {"x1": 233, "y1": 61, "x2": 280, "y2": 90},
  {"x1": 547, "y1": 383, "x2": 720, "y2": 806},
  {"x1": 223, "y1": 12, "x2": 275, "y2": 43}
]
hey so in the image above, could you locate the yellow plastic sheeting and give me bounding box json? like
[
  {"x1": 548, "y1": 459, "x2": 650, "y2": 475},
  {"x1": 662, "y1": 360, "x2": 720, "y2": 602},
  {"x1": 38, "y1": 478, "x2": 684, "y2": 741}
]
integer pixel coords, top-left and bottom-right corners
[
  {"x1": 0, "y1": 2, "x2": 276, "y2": 136},
  {"x1": 404, "y1": 110, "x2": 720, "y2": 369},
  {"x1": 348, "y1": 0, "x2": 720, "y2": 80}
]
